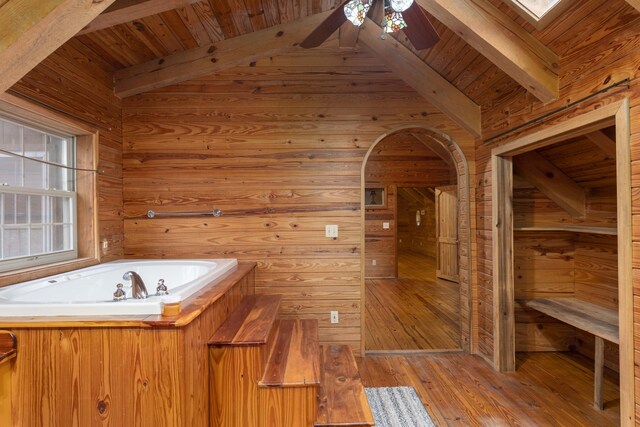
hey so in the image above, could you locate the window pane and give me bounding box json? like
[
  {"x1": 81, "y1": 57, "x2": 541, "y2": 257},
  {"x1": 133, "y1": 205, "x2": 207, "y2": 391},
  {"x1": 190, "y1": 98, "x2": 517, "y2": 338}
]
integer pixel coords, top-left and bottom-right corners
[
  {"x1": 2, "y1": 194, "x2": 29, "y2": 225},
  {"x1": 0, "y1": 121, "x2": 22, "y2": 186},
  {"x1": 2, "y1": 121, "x2": 22, "y2": 153},
  {"x1": 51, "y1": 196, "x2": 67, "y2": 223},
  {"x1": 47, "y1": 136, "x2": 69, "y2": 190},
  {"x1": 3, "y1": 193, "x2": 15, "y2": 224},
  {"x1": 52, "y1": 224, "x2": 64, "y2": 251},
  {"x1": 4, "y1": 228, "x2": 28, "y2": 258},
  {"x1": 30, "y1": 195, "x2": 44, "y2": 224},
  {"x1": 30, "y1": 226, "x2": 44, "y2": 255},
  {"x1": 0, "y1": 155, "x2": 21, "y2": 187},
  {"x1": 23, "y1": 128, "x2": 45, "y2": 189},
  {"x1": 15, "y1": 194, "x2": 28, "y2": 224}
]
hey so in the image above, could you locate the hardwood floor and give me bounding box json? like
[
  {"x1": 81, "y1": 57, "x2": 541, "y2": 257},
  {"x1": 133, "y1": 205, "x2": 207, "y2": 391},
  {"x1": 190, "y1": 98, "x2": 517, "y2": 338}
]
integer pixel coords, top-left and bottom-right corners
[
  {"x1": 358, "y1": 352, "x2": 620, "y2": 426},
  {"x1": 365, "y1": 250, "x2": 460, "y2": 351}
]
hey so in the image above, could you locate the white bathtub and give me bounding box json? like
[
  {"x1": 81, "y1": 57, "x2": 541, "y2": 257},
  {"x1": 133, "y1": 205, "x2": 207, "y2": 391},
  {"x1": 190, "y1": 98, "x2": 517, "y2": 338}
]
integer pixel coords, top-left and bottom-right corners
[{"x1": 0, "y1": 259, "x2": 238, "y2": 317}]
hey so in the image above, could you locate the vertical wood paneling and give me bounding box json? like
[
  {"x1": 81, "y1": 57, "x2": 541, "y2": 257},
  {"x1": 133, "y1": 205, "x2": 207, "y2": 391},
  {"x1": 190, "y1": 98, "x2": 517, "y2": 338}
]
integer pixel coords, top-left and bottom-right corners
[{"x1": 122, "y1": 45, "x2": 474, "y2": 351}]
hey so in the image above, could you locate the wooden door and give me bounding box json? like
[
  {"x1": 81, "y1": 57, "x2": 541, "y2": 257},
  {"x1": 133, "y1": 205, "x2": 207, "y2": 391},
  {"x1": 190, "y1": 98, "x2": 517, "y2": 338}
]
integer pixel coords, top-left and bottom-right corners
[{"x1": 435, "y1": 185, "x2": 459, "y2": 282}]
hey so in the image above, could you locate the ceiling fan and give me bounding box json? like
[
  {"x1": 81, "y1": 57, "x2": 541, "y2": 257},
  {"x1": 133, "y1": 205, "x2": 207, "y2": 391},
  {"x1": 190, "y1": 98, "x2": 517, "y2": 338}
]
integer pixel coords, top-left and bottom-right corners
[{"x1": 301, "y1": 0, "x2": 440, "y2": 50}]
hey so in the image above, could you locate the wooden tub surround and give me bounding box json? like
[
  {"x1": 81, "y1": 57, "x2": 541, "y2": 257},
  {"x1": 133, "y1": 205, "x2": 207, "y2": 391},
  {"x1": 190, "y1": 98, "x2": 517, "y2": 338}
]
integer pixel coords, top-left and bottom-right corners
[
  {"x1": 209, "y1": 294, "x2": 374, "y2": 427},
  {"x1": 0, "y1": 261, "x2": 256, "y2": 427},
  {"x1": 0, "y1": 330, "x2": 17, "y2": 422}
]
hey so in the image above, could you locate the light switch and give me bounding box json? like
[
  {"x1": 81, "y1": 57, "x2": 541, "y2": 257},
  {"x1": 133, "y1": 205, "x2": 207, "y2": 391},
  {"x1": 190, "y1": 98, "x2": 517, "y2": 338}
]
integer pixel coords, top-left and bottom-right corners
[{"x1": 383, "y1": 222, "x2": 390, "y2": 229}]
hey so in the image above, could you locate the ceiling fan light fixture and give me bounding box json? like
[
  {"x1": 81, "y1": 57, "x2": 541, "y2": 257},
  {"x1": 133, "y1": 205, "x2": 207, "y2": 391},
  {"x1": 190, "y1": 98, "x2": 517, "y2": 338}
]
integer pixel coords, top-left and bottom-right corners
[
  {"x1": 390, "y1": 0, "x2": 414, "y2": 12},
  {"x1": 384, "y1": 9, "x2": 407, "y2": 33},
  {"x1": 344, "y1": 0, "x2": 372, "y2": 26}
]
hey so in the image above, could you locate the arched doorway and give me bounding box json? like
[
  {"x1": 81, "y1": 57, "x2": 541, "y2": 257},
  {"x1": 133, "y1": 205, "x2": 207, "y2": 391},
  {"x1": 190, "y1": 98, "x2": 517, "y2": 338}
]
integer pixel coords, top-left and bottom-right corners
[{"x1": 360, "y1": 127, "x2": 472, "y2": 354}]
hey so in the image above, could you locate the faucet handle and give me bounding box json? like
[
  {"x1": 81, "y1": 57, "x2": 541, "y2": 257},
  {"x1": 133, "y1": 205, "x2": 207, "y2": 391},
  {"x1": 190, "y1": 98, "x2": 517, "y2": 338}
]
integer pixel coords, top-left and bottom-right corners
[
  {"x1": 156, "y1": 279, "x2": 169, "y2": 296},
  {"x1": 113, "y1": 283, "x2": 127, "y2": 301}
]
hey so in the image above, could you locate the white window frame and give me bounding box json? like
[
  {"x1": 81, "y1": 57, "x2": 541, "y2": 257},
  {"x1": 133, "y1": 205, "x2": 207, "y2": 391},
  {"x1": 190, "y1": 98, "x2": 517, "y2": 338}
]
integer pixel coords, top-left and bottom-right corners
[
  {"x1": 0, "y1": 92, "x2": 99, "y2": 283},
  {"x1": 0, "y1": 186, "x2": 78, "y2": 273},
  {"x1": 503, "y1": 0, "x2": 573, "y2": 30}
]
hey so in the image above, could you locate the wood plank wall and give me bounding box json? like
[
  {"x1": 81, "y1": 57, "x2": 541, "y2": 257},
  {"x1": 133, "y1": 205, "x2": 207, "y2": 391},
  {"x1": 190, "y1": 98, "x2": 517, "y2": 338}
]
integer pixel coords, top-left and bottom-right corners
[
  {"x1": 364, "y1": 136, "x2": 452, "y2": 277},
  {"x1": 9, "y1": 39, "x2": 124, "y2": 263},
  {"x1": 397, "y1": 189, "x2": 437, "y2": 258},
  {"x1": 475, "y1": 0, "x2": 640, "y2": 363},
  {"x1": 121, "y1": 44, "x2": 474, "y2": 353}
]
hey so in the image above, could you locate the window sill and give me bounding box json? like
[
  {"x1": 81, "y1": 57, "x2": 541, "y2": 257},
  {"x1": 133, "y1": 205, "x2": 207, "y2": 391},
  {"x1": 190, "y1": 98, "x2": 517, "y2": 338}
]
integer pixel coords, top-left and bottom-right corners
[{"x1": 0, "y1": 257, "x2": 99, "y2": 288}]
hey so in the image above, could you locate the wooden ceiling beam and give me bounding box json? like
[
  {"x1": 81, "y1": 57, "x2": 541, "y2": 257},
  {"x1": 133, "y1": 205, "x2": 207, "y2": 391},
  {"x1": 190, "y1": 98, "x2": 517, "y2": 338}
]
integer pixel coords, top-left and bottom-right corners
[
  {"x1": 512, "y1": 151, "x2": 586, "y2": 217},
  {"x1": 77, "y1": 0, "x2": 200, "y2": 35},
  {"x1": 358, "y1": 18, "x2": 481, "y2": 138},
  {"x1": 585, "y1": 130, "x2": 616, "y2": 158},
  {"x1": 415, "y1": 0, "x2": 559, "y2": 103},
  {"x1": 338, "y1": 22, "x2": 360, "y2": 49},
  {"x1": 0, "y1": 0, "x2": 116, "y2": 94},
  {"x1": 626, "y1": 0, "x2": 640, "y2": 13},
  {"x1": 115, "y1": 10, "x2": 332, "y2": 98}
]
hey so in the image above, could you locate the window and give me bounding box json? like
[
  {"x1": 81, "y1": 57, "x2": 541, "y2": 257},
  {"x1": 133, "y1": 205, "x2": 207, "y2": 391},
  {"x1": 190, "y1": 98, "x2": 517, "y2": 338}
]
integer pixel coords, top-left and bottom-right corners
[
  {"x1": 503, "y1": 0, "x2": 572, "y2": 29},
  {"x1": 0, "y1": 118, "x2": 77, "y2": 272}
]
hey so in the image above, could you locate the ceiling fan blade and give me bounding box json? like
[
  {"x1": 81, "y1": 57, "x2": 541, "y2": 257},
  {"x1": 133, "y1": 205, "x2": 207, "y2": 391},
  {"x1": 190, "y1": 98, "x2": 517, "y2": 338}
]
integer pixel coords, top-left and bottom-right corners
[
  {"x1": 301, "y1": 0, "x2": 351, "y2": 49},
  {"x1": 401, "y1": 2, "x2": 440, "y2": 50}
]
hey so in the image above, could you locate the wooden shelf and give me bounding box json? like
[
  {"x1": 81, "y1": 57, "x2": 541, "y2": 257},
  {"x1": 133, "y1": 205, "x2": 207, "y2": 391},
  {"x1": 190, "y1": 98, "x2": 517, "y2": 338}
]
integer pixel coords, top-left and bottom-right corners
[
  {"x1": 523, "y1": 297, "x2": 619, "y2": 410},
  {"x1": 514, "y1": 226, "x2": 617, "y2": 235},
  {"x1": 523, "y1": 297, "x2": 618, "y2": 344}
]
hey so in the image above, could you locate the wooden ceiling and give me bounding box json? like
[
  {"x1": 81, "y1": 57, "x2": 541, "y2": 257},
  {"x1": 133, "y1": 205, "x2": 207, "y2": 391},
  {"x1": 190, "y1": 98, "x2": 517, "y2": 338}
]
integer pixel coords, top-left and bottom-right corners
[
  {"x1": 2, "y1": 0, "x2": 639, "y2": 138},
  {"x1": 68, "y1": 0, "x2": 634, "y2": 98}
]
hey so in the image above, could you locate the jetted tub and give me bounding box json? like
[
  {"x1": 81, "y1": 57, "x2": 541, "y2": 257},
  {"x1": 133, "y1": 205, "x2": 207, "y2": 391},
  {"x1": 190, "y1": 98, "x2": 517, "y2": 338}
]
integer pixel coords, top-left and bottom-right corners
[{"x1": 0, "y1": 258, "x2": 238, "y2": 317}]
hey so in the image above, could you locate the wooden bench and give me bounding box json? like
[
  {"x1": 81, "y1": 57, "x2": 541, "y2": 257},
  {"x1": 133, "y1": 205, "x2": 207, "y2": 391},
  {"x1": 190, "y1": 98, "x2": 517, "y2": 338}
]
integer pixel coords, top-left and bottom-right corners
[
  {"x1": 315, "y1": 345, "x2": 375, "y2": 427},
  {"x1": 524, "y1": 297, "x2": 618, "y2": 409}
]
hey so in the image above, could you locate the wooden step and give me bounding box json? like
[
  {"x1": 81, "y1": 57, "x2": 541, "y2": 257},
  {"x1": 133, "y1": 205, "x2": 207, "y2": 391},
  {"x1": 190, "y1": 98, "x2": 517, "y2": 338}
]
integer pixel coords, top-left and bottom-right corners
[
  {"x1": 258, "y1": 319, "x2": 321, "y2": 426},
  {"x1": 315, "y1": 345, "x2": 375, "y2": 427},
  {"x1": 209, "y1": 294, "x2": 281, "y2": 346},
  {"x1": 260, "y1": 319, "x2": 321, "y2": 387},
  {"x1": 209, "y1": 294, "x2": 282, "y2": 427}
]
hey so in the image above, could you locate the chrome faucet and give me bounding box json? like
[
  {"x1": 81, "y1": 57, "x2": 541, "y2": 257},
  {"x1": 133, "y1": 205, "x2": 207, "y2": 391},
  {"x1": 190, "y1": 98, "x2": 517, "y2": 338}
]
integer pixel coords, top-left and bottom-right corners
[{"x1": 123, "y1": 271, "x2": 148, "y2": 299}]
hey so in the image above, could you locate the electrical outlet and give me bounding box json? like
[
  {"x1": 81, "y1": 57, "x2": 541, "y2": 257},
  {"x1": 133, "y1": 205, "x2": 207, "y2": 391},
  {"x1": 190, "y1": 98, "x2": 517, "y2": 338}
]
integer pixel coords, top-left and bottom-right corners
[
  {"x1": 383, "y1": 222, "x2": 390, "y2": 229},
  {"x1": 330, "y1": 311, "x2": 339, "y2": 324},
  {"x1": 372, "y1": 259, "x2": 377, "y2": 266},
  {"x1": 102, "y1": 239, "x2": 108, "y2": 250},
  {"x1": 325, "y1": 225, "x2": 338, "y2": 238}
]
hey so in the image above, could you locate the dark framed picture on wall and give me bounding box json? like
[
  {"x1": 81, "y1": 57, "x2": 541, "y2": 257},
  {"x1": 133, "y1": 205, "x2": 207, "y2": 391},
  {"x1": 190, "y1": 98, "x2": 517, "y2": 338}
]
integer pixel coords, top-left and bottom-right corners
[{"x1": 365, "y1": 187, "x2": 385, "y2": 207}]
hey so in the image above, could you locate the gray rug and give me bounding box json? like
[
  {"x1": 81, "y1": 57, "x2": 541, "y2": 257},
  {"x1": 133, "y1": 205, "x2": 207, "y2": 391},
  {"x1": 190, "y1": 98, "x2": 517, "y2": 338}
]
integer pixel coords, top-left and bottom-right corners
[{"x1": 365, "y1": 387, "x2": 436, "y2": 427}]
